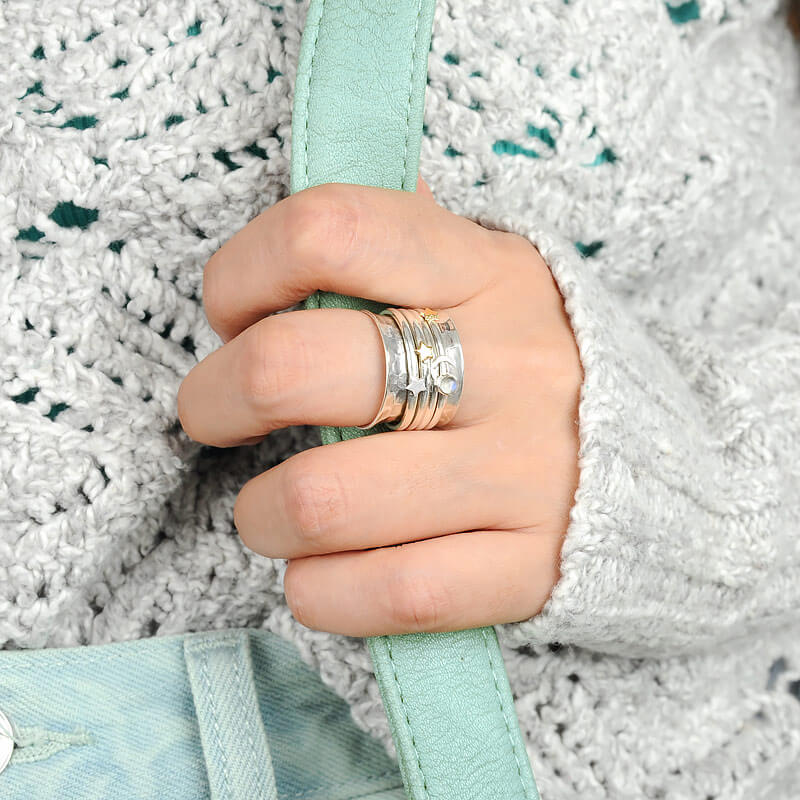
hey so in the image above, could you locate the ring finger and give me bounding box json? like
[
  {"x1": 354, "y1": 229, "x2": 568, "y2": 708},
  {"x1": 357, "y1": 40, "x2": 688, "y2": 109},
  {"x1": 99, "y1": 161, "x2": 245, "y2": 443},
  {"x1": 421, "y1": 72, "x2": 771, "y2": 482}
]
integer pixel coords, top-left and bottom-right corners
[{"x1": 233, "y1": 424, "x2": 517, "y2": 560}]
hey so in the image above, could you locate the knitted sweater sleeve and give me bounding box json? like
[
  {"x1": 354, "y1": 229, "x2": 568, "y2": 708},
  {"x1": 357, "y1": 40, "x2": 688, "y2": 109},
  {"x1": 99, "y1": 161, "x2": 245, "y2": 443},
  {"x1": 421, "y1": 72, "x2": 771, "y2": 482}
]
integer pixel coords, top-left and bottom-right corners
[{"x1": 474, "y1": 211, "x2": 800, "y2": 658}]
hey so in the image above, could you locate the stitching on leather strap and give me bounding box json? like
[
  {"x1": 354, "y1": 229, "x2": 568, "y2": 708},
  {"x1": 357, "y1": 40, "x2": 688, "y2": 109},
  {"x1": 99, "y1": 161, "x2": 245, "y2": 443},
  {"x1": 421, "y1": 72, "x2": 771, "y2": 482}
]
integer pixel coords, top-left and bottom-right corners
[
  {"x1": 299, "y1": 3, "x2": 470, "y2": 796},
  {"x1": 303, "y1": 0, "x2": 344, "y2": 444},
  {"x1": 480, "y1": 628, "x2": 530, "y2": 798},
  {"x1": 303, "y1": 0, "x2": 324, "y2": 191},
  {"x1": 402, "y1": 0, "x2": 425, "y2": 189},
  {"x1": 385, "y1": 636, "x2": 431, "y2": 799}
]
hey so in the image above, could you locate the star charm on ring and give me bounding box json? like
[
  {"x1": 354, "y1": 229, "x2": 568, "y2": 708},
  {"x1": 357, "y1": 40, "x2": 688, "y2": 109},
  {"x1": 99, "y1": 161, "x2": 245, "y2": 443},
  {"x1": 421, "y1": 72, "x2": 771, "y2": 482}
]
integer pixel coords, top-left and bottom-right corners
[
  {"x1": 405, "y1": 376, "x2": 427, "y2": 396},
  {"x1": 415, "y1": 342, "x2": 434, "y2": 362},
  {"x1": 420, "y1": 307, "x2": 439, "y2": 323}
]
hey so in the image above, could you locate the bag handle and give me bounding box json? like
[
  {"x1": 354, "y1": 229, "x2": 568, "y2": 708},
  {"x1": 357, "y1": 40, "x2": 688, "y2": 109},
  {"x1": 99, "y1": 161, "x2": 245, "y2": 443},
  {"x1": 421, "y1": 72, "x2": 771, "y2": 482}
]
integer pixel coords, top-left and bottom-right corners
[{"x1": 289, "y1": 2, "x2": 541, "y2": 798}]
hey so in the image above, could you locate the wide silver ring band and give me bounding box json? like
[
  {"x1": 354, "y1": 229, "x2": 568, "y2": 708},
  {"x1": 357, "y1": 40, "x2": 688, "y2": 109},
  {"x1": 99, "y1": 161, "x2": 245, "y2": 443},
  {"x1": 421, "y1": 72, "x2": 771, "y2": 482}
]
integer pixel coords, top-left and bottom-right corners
[{"x1": 357, "y1": 307, "x2": 464, "y2": 431}]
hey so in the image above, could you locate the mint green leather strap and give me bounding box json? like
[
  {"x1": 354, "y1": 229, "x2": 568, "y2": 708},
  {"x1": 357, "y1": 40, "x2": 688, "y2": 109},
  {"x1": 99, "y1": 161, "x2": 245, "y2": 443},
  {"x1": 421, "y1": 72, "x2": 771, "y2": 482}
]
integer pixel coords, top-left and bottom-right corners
[{"x1": 289, "y1": 2, "x2": 540, "y2": 798}]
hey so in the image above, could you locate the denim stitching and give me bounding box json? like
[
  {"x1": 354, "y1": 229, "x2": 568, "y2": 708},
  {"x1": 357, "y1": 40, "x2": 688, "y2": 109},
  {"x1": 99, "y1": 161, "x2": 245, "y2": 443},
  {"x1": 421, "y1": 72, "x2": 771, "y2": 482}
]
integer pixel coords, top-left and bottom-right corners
[
  {"x1": 232, "y1": 641, "x2": 271, "y2": 798},
  {"x1": 0, "y1": 629, "x2": 252, "y2": 671},
  {"x1": 199, "y1": 646, "x2": 232, "y2": 797},
  {"x1": 9, "y1": 725, "x2": 94, "y2": 764}
]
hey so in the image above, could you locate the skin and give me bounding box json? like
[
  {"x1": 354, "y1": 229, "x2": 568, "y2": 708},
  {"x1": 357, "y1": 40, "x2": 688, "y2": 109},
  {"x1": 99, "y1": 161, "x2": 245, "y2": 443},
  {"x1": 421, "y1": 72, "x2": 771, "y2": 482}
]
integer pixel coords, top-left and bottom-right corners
[{"x1": 177, "y1": 176, "x2": 583, "y2": 637}]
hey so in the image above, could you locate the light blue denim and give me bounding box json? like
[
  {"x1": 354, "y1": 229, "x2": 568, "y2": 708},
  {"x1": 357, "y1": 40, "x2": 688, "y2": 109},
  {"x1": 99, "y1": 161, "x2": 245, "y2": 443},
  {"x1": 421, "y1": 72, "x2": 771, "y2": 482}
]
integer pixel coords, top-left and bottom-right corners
[{"x1": 0, "y1": 628, "x2": 406, "y2": 799}]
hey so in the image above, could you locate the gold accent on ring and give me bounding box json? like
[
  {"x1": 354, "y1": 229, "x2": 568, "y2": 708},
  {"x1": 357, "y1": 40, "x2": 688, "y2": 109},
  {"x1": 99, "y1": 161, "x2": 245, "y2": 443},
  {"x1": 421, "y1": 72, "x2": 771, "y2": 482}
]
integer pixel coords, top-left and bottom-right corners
[{"x1": 415, "y1": 341, "x2": 434, "y2": 362}]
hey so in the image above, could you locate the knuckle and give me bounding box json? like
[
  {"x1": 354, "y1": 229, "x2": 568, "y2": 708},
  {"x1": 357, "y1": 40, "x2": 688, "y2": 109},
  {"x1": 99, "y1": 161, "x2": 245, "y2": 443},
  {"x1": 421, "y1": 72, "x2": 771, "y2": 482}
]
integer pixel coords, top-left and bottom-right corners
[
  {"x1": 236, "y1": 319, "x2": 310, "y2": 423},
  {"x1": 282, "y1": 455, "x2": 348, "y2": 548},
  {"x1": 486, "y1": 228, "x2": 536, "y2": 271},
  {"x1": 286, "y1": 185, "x2": 361, "y2": 279},
  {"x1": 505, "y1": 231, "x2": 550, "y2": 281},
  {"x1": 494, "y1": 228, "x2": 533, "y2": 255},
  {"x1": 385, "y1": 567, "x2": 450, "y2": 632}
]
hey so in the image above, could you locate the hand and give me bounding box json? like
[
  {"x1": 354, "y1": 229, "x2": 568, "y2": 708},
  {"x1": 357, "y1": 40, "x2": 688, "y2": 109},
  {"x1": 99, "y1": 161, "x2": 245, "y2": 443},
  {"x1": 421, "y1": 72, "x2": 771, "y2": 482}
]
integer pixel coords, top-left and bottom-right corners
[{"x1": 176, "y1": 176, "x2": 583, "y2": 637}]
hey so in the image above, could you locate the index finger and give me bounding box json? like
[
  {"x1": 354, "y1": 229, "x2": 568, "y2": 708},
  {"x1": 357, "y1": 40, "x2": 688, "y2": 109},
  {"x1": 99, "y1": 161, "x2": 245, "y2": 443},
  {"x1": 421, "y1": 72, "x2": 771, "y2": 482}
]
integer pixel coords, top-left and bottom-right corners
[{"x1": 201, "y1": 180, "x2": 500, "y2": 343}]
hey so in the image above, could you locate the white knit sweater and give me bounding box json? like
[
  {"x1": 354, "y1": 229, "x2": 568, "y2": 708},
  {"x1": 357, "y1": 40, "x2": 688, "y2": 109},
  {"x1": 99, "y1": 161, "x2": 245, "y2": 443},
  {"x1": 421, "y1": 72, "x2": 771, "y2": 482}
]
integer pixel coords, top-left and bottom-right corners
[{"x1": 2, "y1": 0, "x2": 799, "y2": 796}]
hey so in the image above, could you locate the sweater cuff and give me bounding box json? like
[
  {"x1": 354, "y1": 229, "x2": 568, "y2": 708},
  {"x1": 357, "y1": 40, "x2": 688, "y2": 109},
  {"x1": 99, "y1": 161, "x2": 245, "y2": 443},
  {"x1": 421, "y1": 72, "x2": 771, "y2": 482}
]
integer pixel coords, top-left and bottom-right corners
[{"x1": 471, "y1": 210, "x2": 790, "y2": 658}]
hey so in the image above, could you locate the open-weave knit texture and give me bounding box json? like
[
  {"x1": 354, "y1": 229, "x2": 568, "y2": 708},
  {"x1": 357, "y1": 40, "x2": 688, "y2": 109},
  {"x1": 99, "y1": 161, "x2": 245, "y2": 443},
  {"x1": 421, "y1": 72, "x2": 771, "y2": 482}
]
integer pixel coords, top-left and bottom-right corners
[{"x1": 1, "y1": 0, "x2": 799, "y2": 796}]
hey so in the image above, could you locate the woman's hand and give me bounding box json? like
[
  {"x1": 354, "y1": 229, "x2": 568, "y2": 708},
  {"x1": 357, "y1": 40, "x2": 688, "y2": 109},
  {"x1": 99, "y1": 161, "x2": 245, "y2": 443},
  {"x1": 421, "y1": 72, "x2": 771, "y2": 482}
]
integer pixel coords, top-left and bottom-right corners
[{"x1": 176, "y1": 177, "x2": 583, "y2": 637}]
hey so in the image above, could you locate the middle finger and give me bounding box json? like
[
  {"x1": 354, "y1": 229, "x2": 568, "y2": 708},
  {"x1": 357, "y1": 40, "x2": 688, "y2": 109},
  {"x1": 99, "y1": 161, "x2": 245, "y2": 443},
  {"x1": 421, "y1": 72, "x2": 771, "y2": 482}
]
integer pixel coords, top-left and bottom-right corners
[{"x1": 201, "y1": 181, "x2": 499, "y2": 344}]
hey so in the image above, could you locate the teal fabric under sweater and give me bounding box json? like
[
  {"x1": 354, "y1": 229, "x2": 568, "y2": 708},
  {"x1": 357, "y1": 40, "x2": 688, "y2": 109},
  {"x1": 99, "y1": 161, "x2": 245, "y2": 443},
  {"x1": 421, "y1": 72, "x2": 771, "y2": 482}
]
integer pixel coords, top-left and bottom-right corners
[{"x1": 0, "y1": 629, "x2": 405, "y2": 799}]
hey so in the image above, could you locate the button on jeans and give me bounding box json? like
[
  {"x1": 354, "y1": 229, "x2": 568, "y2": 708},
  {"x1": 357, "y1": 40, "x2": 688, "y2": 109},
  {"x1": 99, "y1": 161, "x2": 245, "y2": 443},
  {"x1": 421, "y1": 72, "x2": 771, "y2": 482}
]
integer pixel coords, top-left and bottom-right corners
[{"x1": 0, "y1": 628, "x2": 405, "y2": 799}]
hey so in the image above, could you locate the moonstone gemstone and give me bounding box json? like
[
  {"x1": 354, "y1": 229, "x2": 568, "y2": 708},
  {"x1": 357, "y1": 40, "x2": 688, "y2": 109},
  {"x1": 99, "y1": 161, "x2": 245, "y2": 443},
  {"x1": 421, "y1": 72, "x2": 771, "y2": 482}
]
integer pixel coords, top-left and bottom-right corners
[{"x1": 437, "y1": 374, "x2": 459, "y2": 395}]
